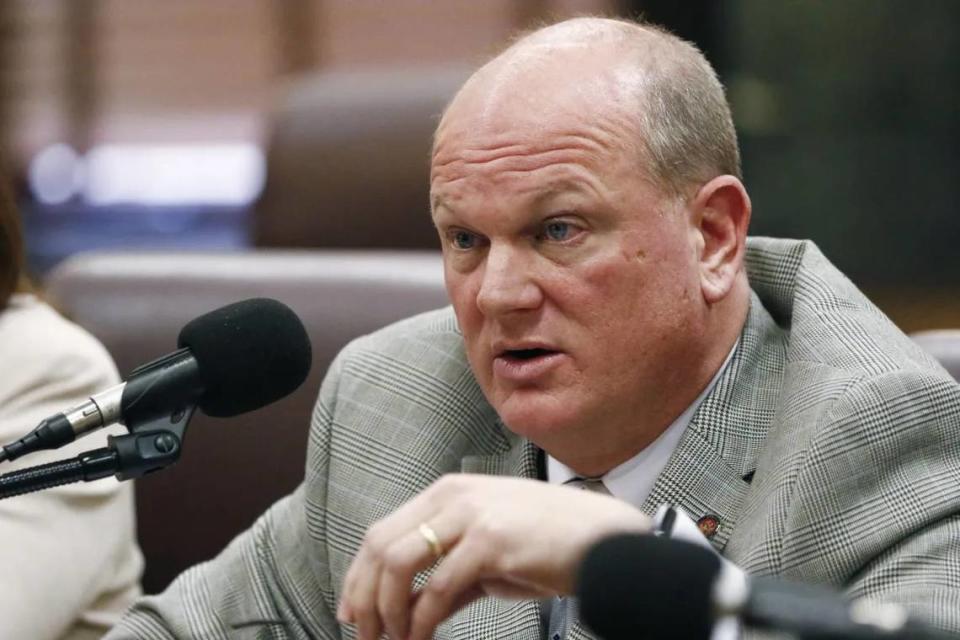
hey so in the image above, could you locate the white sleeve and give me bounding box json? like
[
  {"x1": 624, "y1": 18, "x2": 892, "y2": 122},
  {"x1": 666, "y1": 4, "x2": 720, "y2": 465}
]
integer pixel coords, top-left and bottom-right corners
[{"x1": 0, "y1": 300, "x2": 142, "y2": 639}]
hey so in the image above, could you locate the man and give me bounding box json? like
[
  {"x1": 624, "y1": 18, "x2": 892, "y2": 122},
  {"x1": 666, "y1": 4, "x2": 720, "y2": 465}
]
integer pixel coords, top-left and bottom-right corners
[{"x1": 108, "y1": 17, "x2": 960, "y2": 640}]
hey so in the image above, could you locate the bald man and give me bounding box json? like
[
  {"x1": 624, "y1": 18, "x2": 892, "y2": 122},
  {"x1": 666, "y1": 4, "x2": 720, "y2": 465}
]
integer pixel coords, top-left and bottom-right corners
[{"x1": 108, "y1": 17, "x2": 960, "y2": 640}]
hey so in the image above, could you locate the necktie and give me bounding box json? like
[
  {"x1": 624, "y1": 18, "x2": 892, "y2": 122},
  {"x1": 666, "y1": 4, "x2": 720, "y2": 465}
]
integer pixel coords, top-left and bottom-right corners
[{"x1": 546, "y1": 478, "x2": 610, "y2": 640}]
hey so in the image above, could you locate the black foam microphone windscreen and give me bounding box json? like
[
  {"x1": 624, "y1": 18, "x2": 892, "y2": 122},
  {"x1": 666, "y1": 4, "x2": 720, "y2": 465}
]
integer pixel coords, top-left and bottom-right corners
[
  {"x1": 577, "y1": 534, "x2": 721, "y2": 640},
  {"x1": 177, "y1": 298, "x2": 312, "y2": 417}
]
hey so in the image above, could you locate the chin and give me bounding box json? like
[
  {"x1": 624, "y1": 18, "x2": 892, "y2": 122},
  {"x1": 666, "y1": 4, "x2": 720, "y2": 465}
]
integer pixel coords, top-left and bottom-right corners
[{"x1": 493, "y1": 391, "x2": 580, "y2": 441}]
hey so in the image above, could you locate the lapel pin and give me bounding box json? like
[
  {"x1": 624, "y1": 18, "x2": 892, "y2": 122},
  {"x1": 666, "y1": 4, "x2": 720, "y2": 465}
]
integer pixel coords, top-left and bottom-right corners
[{"x1": 697, "y1": 514, "x2": 720, "y2": 539}]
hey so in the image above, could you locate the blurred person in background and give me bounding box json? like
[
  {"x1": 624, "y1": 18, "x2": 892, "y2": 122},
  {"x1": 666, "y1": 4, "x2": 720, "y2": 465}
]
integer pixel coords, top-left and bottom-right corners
[{"x1": 0, "y1": 177, "x2": 143, "y2": 639}]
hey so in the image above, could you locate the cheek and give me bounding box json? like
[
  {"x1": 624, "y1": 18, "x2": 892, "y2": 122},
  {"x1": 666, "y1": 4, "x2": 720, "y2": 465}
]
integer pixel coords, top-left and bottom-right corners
[
  {"x1": 564, "y1": 252, "x2": 650, "y2": 317},
  {"x1": 563, "y1": 249, "x2": 696, "y2": 348}
]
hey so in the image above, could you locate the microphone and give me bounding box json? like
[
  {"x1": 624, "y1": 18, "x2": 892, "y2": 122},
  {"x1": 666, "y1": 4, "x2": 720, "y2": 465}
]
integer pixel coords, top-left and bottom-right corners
[
  {"x1": 576, "y1": 534, "x2": 949, "y2": 640},
  {"x1": 0, "y1": 298, "x2": 312, "y2": 463}
]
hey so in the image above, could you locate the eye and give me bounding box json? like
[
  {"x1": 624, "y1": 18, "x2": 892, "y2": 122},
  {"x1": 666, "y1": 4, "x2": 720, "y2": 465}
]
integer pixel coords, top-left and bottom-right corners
[
  {"x1": 450, "y1": 229, "x2": 480, "y2": 250},
  {"x1": 538, "y1": 219, "x2": 583, "y2": 243},
  {"x1": 543, "y1": 221, "x2": 571, "y2": 241}
]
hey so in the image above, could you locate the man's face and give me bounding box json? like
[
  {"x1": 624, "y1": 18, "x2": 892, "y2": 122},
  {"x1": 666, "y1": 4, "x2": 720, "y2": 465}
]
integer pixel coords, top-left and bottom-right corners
[{"x1": 430, "y1": 60, "x2": 707, "y2": 454}]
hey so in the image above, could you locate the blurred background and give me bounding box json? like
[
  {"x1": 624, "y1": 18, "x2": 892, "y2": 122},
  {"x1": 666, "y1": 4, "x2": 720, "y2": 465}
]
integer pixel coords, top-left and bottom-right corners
[{"x1": 1, "y1": 0, "x2": 958, "y2": 330}]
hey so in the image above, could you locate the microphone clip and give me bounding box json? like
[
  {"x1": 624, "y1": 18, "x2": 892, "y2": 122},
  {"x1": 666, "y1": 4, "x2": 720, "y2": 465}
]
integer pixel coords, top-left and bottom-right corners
[
  {"x1": 108, "y1": 346, "x2": 203, "y2": 480},
  {"x1": 108, "y1": 403, "x2": 197, "y2": 481}
]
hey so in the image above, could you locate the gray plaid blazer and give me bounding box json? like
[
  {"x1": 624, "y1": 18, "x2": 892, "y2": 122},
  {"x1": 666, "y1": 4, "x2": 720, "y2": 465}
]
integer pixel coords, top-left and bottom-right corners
[{"x1": 108, "y1": 238, "x2": 960, "y2": 639}]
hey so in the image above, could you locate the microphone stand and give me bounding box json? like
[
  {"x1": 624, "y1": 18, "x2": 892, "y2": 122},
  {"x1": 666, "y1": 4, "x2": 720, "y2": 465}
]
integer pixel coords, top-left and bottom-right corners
[{"x1": 0, "y1": 405, "x2": 197, "y2": 499}]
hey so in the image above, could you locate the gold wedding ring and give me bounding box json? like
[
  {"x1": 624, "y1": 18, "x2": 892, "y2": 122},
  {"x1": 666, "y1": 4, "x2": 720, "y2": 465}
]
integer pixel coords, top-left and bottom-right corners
[{"x1": 418, "y1": 523, "x2": 444, "y2": 559}]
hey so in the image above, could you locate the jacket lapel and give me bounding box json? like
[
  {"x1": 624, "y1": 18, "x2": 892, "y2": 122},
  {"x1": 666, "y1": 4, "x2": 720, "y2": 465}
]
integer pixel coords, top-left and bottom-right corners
[
  {"x1": 642, "y1": 292, "x2": 788, "y2": 553},
  {"x1": 567, "y1": 611, "x2": 602, "y2": 640}
]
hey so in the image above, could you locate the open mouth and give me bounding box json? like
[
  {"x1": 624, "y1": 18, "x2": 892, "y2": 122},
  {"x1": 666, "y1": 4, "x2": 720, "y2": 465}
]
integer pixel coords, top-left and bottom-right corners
[
  {"x1": 502, "y1": 348, "x2": 557, "y2": 361},
  {"x1": 493, "y1": 346, "x2": 564, "y2": 381}
]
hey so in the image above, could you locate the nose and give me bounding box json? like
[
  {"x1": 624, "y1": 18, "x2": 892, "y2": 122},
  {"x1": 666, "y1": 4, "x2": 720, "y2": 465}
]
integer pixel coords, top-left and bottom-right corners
[{"x1": 475, "y1": 243, "x2": 543, "y2": 316}]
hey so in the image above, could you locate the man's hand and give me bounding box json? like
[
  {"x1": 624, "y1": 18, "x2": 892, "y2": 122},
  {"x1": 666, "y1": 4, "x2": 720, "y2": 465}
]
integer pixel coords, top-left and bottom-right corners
[{"x1": 336, "y1": 474, "x2": 651, "y2": 640}]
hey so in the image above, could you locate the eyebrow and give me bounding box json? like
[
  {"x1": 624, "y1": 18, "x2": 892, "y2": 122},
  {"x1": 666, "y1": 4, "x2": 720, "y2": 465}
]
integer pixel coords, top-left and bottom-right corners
[
  {"x1": 528, "y1": 178, "x2": 605, "y2": 213},
  {"x1": 532, "y1": 180, "x2": 589, "y2": 203}
]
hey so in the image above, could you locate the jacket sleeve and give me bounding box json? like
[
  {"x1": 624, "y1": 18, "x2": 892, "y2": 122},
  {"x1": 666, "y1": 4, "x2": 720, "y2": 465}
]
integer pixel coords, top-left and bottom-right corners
[
  {"x1": 783, "y1": 369, "x2": 960, "y2": 634},
  {"x1": 107, "y1": 351, "x2": 348, "y2": 640}
]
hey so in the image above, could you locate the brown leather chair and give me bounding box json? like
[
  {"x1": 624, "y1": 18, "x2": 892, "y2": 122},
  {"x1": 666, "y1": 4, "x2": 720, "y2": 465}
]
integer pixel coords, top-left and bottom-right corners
[
  {"x1": 254, "y1": 66, "x2": 471, "y2": 249},
  {"x1": 45, "y1": 249, "x2": 447, "y2": 593},
  {"x1": 911, "y1": 330, "x2": 960, "y2": 382}
]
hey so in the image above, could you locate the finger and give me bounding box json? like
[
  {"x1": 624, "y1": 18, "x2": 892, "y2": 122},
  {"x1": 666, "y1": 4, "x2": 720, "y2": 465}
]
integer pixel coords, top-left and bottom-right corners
[
  {"x1": 377, "y1": 514, "x2": 464, "y2": 639},
  {"x1": 338, "y1": 535, "x2": 376, "y2": 624},
  {"x1": 346, "y1": 545, "x2": 385, "y2": 640},
  {"x1": 339, "y1": 475, "x2": 469, "y2": 634},
  {"x1": 343, "y1": 519, "x2": 401, "y2": 640},
  {"x1": 337, "y1": 548, "x2": 362, "y2": 623},
  {"x1": 407, "y1": 536, "x2": 489, "y2": 640}
]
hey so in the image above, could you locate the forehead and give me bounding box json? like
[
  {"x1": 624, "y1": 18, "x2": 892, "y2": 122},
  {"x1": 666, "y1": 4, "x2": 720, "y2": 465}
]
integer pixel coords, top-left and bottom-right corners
[
  {"x1": 431, "y1": 59, "x2": 644, "y2": 211},
  {"x1": 437, "y1": 49, "x2": 636, "y2": 149}
]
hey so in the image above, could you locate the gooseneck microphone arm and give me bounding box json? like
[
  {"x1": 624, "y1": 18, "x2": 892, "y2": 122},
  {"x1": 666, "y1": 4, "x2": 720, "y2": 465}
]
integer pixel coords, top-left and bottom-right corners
[{"x1": 0, "y1": 448, "x2": 119, "y2": 499}]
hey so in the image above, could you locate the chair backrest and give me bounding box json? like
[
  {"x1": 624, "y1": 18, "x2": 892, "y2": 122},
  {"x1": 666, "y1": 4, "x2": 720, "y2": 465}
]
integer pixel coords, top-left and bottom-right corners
[
  {"x1": 254, "y1": 66, "x2": 471, "y2": 249},
  {"x1": 911, "y1": 330, "x2": 960, "y2": 382},
  {"x1": 45, "y1": 249, "x2": 448, "y2": 593}
]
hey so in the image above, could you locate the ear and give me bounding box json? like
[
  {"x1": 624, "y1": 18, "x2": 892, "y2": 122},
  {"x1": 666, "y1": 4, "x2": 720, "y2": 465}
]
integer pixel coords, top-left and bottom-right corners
[{"x1": 690, "y1": 176, "x2": 751, "y2": 304}]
